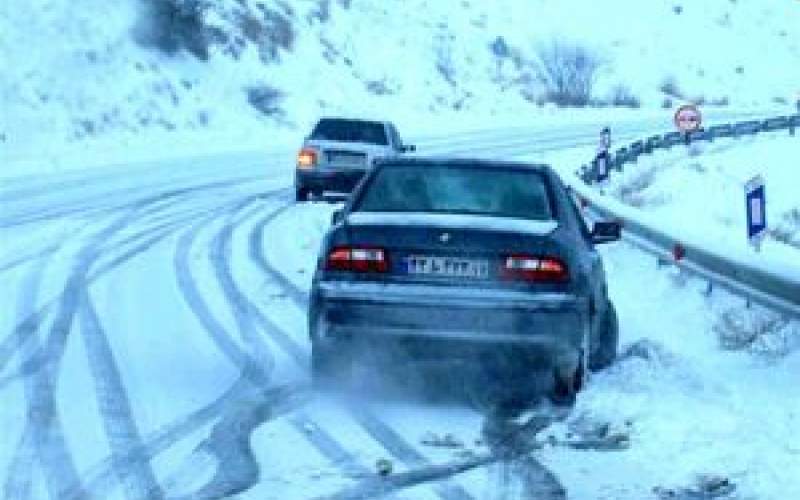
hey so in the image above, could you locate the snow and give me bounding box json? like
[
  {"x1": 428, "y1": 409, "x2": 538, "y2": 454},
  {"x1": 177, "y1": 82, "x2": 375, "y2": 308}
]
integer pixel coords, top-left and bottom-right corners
[
  {"x1": 3, "y1": 0, "x2": 799, "y2": 178},
  {"x1": 3, "y1": 0, "x2": 800, "y2": 498},
  {"x1": 346, "y1": 211, "x2": 558, "y2": 235},
  {"x1": 601, "y1": 130, "x2": 800, "y2": 262},
  {"x1": 1, "y1": 120, "x2": 799, "y2": 499}
]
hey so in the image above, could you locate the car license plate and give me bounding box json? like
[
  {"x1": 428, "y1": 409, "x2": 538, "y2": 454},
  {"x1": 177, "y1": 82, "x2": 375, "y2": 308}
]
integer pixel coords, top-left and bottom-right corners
[
  {"x1": 328, "y1": 152, "x2": 366, "y2": 166},
  {"x1": 405, "y1": 255, "x2": 489, "y2": 279}
]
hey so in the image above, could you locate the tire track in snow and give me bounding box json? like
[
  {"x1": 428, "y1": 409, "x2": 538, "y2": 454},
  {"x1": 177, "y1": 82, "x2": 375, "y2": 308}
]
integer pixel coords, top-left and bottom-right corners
[
  {"x1": 246, "y1": 208, "x2": 476, "y2": 500},
  {"x1": 0, "y1": 176, "x2": 260, "y2": 230},
  {"x1": 167, "y1": 194, "x2": 367, "y2": 498},
  {"x1": 6, "y1": 205, "x2": 145, "y2": 500},
  {"x1": 53, "y1": 189, "x2": 287, "y2": 500},
  {"x1": 480, "y1": 412, "x2": 568, "y2": 500},
  {"x1": 76, "y1": 291, "x2": 165, "y2": 500},
  {"x1": 211, "y1": 197, "x2": 373, "y2": 480},
  {"x1": 317, "y1": 454, "x2": 496, "y2": 500},
  {"x1": 173, "y1": 197, "x2": 268, "y2": 381},
  {"x1": 3, "y1": 240, "x2": 57, "y2": 500},
  {"x1": 0, "y1": 180, "x2": 263, "y2": 380},
  {"x1": 4, "y1": 183, "x2": 263, "y2": 500},
  {"x1": 167, "y1": 193, "x2": 322, "y2": 498}
]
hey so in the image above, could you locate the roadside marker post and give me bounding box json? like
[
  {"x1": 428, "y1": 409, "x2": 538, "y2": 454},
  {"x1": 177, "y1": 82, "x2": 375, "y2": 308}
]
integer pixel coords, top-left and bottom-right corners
[
  {"x1": 594, "y1": 127, "x2": 611, "y2": 183},
  {"x1": 745, "y1": 175, "x2": 767, "y2": 252}
]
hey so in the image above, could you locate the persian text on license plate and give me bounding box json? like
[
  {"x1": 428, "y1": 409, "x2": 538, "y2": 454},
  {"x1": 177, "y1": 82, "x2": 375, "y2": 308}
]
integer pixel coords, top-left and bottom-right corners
[{"x1": 405, "y1": 256, "x2": 489, "y2": 279}]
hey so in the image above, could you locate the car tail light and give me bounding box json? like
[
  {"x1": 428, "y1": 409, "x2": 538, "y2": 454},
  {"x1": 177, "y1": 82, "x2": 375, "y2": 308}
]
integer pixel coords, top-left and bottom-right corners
[
  {"x1": 325, "y1": 246, "x2": 388, "y2": 273},
  {"x1": 501, "y1": 254, "x2": 568, "y2": 282},
  {"x1": 297, "y1": 148, "x2": 317, "y2": 169}
]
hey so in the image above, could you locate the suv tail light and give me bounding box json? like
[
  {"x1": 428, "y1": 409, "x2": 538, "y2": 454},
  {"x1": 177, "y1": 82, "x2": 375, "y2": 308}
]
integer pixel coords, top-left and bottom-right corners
[
  {"x1": 501, "y1": 255, "x2": 568, "y2": 282},
  {"x1": 297, "y1": 148, "x2": 317, "y2": 169},
  {"x1": 325, "y1": 246, "x2": 388, "y2": 273}
]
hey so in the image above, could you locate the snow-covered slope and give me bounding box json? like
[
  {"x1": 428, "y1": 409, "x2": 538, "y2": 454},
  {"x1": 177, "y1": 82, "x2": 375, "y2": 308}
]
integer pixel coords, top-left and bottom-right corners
[
  {"x1": 604, "y1": 131, "x2": 800, "y2": 260},
  {"x1": 2, "y1": 0, "x2": 800, "y2": 175}
]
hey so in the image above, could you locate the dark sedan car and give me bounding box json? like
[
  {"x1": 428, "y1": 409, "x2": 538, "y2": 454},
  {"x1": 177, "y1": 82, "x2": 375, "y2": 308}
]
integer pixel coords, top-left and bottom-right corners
[{"x1": 308, "y1": 158, "x2": 620, "y2": 402}]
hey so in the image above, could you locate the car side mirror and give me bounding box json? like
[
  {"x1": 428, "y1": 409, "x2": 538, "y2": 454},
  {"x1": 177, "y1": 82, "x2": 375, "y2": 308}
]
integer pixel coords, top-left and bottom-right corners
[
  {"x1": 331, "y1": 209, "x2": 344, "y2": 225},
  {"x1": 591, "y1": 221, "x2": 621, "y2": 244}
]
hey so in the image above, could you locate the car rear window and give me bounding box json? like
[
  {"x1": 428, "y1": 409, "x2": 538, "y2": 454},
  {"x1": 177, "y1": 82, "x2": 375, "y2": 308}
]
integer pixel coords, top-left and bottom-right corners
[
  {"x1": 310, "y1": 119, "x2": 388, "y2": 145},
  {"x1": 353, "y1": 164, "x2": 554, "y2": 220}
]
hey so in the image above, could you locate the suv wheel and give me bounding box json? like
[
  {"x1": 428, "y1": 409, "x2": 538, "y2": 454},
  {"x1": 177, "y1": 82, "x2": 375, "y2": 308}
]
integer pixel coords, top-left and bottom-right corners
[{"x1": 588, "y1": 301, "x2": 619, "y2": 371}]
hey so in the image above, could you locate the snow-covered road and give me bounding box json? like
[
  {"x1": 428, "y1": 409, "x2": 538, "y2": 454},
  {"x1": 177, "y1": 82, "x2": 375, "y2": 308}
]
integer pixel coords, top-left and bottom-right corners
[{"x1": 2, "y1": 115, "x2": 798, "y2": 500}]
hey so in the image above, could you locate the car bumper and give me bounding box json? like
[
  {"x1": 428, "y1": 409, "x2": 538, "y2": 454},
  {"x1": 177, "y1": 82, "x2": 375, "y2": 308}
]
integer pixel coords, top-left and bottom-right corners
[
  {"x1": 295, "y1": 168, "x2": 367, "y2": 193},
  {"x1": 312, "y1": 282, "x2": 590, "y2": 368}
]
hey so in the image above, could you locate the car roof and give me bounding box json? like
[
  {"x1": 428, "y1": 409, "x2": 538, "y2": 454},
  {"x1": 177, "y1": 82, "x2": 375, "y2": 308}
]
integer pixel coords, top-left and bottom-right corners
[
  {"x1": 372, "y1": 156, "x2": 553, "y2": 174},
  {"x1": 316, "y1": 117, "x2": 389, "y2": 126}
]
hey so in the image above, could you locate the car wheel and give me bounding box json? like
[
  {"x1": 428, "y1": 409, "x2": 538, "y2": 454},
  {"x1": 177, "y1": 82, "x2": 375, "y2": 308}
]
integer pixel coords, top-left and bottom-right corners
[
  {"x1": 311, "y1": 341, "x2": 351, "y2": 390},
  {"x1": 549, "y1": 353, "x2": 584, "y2": 407},
  {"x1": 295, "y1": 187, "x2": 311, "y2": 202},
  {"x1": 588, "y1": 301, "x2": 619, "y2": 371}
]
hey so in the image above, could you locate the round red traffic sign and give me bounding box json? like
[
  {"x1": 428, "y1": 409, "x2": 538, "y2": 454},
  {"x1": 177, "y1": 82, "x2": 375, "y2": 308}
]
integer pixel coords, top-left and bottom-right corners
[{"x1": 674, "y1": 104, "x2": 702, "y2": 132}]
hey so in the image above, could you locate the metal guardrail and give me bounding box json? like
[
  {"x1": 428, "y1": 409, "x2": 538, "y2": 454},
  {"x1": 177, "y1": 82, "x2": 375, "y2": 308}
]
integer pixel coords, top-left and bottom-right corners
[
  {"x1": 572, "y1": 113, "x2": 800, "y2": 319},
  {"x1": 578, "y1": 114, "x2": 799, "y2": 182}
]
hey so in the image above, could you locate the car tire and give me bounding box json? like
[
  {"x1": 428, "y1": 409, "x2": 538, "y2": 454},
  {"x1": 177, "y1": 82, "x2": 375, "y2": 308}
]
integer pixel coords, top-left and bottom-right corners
[
  {"x1": 549, "y1": 353, "x2": 585, "y2": 407},
  {"x1": 589, "y1": 301, "x2": 619, "y2": 371},
  {"x1": 296, "y1": 187, "x2": 311, "y2": 202},
  {"x1": 311, "y1": 342, "x2": 350, "y2": 390}
]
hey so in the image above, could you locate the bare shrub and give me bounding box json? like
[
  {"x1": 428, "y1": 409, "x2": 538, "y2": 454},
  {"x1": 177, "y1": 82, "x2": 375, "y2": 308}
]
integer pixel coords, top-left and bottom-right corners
[
  {"x1": 246, "y1": 85, "x2": 284, "y2": 116},
  {"x1": 609, "y1": 84, "x2": 641, "y2": 108},
  {"x1": 308, "y1": 0, "x2": 331, "y2": 23},
  {"x1": 365, "y1": 80, "x2": 394, "y2": 96},
  {"x1": 237, "y1": 6, "x2": 294, "y2": 63},
  {"x1": 535, "y1": 40, "x2": 603, "y2": 107},
  {"x1": 134, "y1": 0, "x2": 218, "y2": 60},
  {"x1": 709, "y1": 96, "x2": 730, "y2": 106},
  {"x1": 714, "y1": 308, "x2": 800, "y2": 358},
  {"x1": 262, "y1": 8, "x2": 294, "y2": 52},
  {"x1": 435, "y1": 34, "x2": 457, "y2": 87},
  {"x1": 768, "y1": 208, "x2": 800, "y2": 249},
  {"x1": 489, "y1": 36, "x2": 511, "y2": 59},
  {"x1": 615, "y1": 166, "x2": 659, "y2": 207},
  {"x1": 659, "y1": 76, "x2": 684, "y2": 99}
]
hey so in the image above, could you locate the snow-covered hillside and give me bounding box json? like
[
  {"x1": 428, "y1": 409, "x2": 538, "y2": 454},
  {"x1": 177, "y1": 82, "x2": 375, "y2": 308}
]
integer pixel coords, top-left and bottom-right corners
[{"x1": 2, "y1": 0, "x2": 800, "y2": 175}]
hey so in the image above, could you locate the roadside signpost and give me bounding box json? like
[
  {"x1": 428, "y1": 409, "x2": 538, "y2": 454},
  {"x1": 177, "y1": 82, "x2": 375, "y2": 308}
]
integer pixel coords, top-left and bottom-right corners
[
  {"x1": 745, "y1": 175, "x2": 766, "y2": 251},
  {"x1": 674, "y1": 104, "x2": 702, "y2": 133},
  {"x1": 594, "y1": 127, "x2": 611, "y2": 182}
]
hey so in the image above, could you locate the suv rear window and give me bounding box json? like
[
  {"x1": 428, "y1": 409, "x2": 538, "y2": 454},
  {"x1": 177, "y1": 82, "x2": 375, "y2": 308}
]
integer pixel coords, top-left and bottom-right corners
[
  {"x1": 310, "y1": 119, "x2": 388, "y2": 145},
  {"x1": 354, "y1": 164, "x2": 554, "y2": 220}
]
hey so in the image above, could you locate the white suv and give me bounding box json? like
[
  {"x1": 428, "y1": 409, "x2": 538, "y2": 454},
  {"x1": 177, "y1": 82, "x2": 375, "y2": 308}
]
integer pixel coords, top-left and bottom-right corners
[{"x1": 294, "y1": 118, "x2": 415, "y2": 201}]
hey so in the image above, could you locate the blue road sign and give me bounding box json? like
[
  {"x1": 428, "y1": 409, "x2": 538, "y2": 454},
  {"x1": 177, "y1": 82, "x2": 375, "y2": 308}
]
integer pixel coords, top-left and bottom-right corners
[{"x1": 745, "y1": 175, "x2": 766, "y2": 246}]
